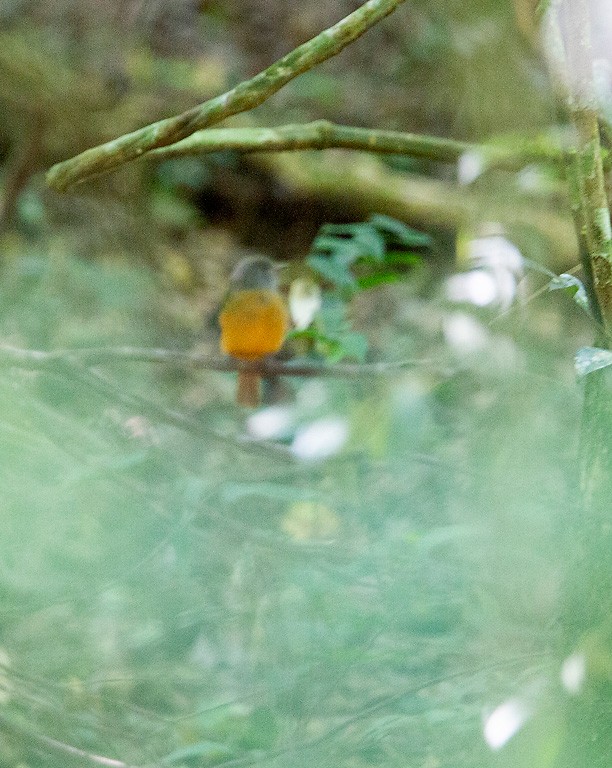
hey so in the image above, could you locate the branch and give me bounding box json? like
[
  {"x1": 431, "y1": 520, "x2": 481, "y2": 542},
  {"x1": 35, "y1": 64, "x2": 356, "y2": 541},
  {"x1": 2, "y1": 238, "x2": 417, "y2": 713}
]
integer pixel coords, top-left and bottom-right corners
[
  {"x1": 0, "y1": 345, "x2": 431, "y2": 377},
  {"x1": 152, "y1": 121, "x2": 471, "y2": 163},
  {"x1": 0, "y1": 346, "x2": 293, "y2": 456},
  {"x1": 0, "y1": 344, "x2": 431, "y2": 463},
  {"x1": 148, "y1": 120, "x2": 567, "y2": 169},
  {"x1": 45, "y1": 0, "x2": 406, "y2": 191},
  {"x1": 551, "y1": 0, "x2": 612, "y2": 332}
]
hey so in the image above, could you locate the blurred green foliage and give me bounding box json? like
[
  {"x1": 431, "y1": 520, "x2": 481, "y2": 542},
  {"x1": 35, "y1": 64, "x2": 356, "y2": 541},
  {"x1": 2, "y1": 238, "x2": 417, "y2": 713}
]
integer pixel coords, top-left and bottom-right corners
[
  {"x1": 307, "y1": 214, "x2": 430, "y2": 292},
  {"x1": 0, "y1": 225, "x2": 590, "y2": 768},
  {"x1": 0, "y1": 0, "x2": 610, "y2": 766},
  {"x1": 291, "y1": 215, "x2": 430, "y2": 362}
]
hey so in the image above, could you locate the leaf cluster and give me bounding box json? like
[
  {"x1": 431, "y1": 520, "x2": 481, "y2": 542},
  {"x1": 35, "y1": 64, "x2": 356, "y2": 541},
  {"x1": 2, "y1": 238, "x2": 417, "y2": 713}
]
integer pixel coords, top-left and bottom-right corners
[
  {"x1": 288, "y1": 215, "x2": 431, "y2": 363},
  {"x1": 307, "y1": 214, "x2": 431, "y2": 293}
]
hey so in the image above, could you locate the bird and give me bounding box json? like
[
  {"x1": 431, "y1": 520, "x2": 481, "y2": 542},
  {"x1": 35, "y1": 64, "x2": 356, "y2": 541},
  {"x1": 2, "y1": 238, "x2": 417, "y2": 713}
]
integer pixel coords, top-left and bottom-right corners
[{"x1": 219, "y1": 256, "x2": 289, "y2": 407}]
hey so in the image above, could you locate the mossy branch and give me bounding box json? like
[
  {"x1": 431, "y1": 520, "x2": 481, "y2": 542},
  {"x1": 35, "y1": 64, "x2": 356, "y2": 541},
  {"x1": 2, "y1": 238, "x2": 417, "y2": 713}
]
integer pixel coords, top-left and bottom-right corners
[
  {"x1": 151, "y1": 121, "x2": 471, "y2": 162},
  {"x1": 554, "y1": 0, "x2": 612, "y2": 333},
  {"x1": 45, "y1": 0, "x2": 406, "y2": 191},
  {"x1": 149, "y1": 120, "x2": 567, "y2": 169}
]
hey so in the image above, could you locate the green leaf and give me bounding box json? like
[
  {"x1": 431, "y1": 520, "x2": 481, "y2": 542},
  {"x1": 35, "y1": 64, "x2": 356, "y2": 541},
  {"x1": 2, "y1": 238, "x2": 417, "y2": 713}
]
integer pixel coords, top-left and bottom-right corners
[
  {"x1": 575, "y1": 346, "x2": 612, "y2": 378},
  {"x1": 319, "y1": 294, "x2": 350, "y2": 325},
  {"x1": 303, "y1": 329, "x2": 368, "y2": 362},
  {"x1": 312, "y1": 234, "x2": 363, "y2": 264},
  {"x1": 316, "y1": 335, "x2": 346, "y2": 361},
  {"x1": 311, "y1": 234, "x2": 346, "y2": 253},
  {"x1": 369, "y1": 214, "x2": 432, "y2": 247},
  {"x1": 334, "y1": 331, "x2": 369, "y2": 362},
  {"x1": 286, "y1": 327, "x2": 319, "y2": 342},
  {"x1": 308, "y1": 218, "x2": 427, "y2": 294},
  {"x1": 353, "y1": 224, "x2": 387, "y2": 261},
  {"x1": 356, "y1": 271, "x2": 403, "y2": 289},
  {"x1": 319, "y1": 222, "x2": 362, "y2": 237},
  {"x1": 288, "y1": 324, "x2": 367, "y2": 362},
  {"x1": 548, "y1": 273, "x2": 591, "y2": 315},
  {"x1": 383, "y1": 250, "x2": 423, "y2": 266},
  {"x1": 319, "y1": 222, "x2": 386, "y2": 260},
  {"x1": 307, "y1": 254, "x2": 357, "y2": 288}
]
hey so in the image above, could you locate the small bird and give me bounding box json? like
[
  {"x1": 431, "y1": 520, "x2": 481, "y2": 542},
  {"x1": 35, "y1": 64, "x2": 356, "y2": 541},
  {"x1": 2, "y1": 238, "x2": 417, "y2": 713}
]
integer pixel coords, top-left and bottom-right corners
[{"x1": 219, "y1": 256, "x2": 289, "y2": 407}]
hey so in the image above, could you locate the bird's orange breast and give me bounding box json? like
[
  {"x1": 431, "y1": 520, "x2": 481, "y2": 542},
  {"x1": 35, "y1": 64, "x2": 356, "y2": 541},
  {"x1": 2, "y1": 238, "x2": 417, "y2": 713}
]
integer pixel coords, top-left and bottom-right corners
[{"x1": 220, "y1": 289, "x2": 289, "y2": 360}]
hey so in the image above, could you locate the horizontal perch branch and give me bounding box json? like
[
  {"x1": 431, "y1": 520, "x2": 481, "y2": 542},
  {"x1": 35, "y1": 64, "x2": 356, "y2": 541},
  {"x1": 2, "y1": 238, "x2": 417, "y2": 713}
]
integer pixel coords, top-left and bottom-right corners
[
  {"x1": 151, "y1": 121, "x2": 471, "y2": 162},
  {"x1": 0, "y1": 345, "x2": 431, "y2": 377},
  {"x1": 0, "y1": 345, "x2": 295, "y2": 455},
  {"x1": 150, "y1": 120, "x2": 568, "y2": 169},
  {"x1": 0, "y1": 345, "x2": 430, "y2": 461},
  {"x1": 45, "y1": 0, "x2": 406, "y2": 191}
]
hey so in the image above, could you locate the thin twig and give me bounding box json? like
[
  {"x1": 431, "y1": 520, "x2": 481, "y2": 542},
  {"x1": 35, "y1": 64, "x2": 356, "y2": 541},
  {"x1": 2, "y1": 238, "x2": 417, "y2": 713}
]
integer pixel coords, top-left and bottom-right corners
[{"x1": 0, "y1": 711, "x2": 140, "y2": 768}]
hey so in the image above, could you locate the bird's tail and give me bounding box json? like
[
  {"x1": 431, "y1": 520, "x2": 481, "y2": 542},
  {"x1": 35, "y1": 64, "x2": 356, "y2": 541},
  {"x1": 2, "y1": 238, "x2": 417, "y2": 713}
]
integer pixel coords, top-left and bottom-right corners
[{"x1": 237, "y1": 371, "x2": 261, "y2": 407}]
